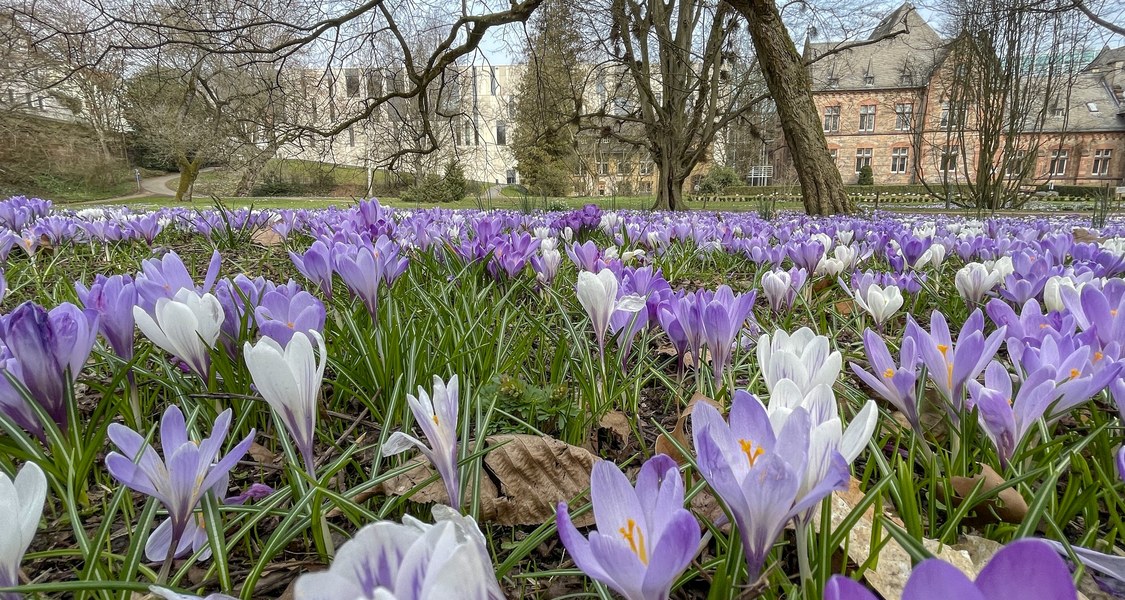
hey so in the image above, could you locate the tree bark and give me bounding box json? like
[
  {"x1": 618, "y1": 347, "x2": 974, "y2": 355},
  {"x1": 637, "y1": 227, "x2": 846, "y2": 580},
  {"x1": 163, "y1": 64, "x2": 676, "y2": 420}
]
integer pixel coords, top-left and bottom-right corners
[
  {"x1": 175, "y1": 156, "x2": 202, "y2": 202},
  {"x1": 234, "y1": 146, "x2": 277, "y2": 197},
  {"x1": 729, "y1": 0, "x2": 853, "y2": 216},
  {"x1": 651, "y1": 155, "x2": 686, "y2": 211}
]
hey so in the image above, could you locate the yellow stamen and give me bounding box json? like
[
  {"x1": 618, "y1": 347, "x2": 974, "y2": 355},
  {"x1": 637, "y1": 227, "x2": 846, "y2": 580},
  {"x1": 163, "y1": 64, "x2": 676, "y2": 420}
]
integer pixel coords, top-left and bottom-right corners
[
  {"x1": 947, "y1": 363, "x2": 954, "y2": 388},
  {"x1": 883, "y1": 368, "x2": 895, "y2": 379},
  {"x1": 1006, "y1": 397, "x2": 1013, "y2": 406},
  {"x1": 1113, "y1": 309, "x2": 1119, "y2": 317},
  {"x1": 1039, "y1": 323, "x2": 1048, "y2": 329},
  {"x1": 739, "y1": 439, "x2": 765, "y2": 467},
  {"x1": 937, "y1": 344, "x2": 950, "y2": 357},
  {"x1": 1095, "y1": 352, "x2": 1104, "y2": 362},
  {"x1": 619, "y1": 519, "x2": 648, "y2": 565},
  {"x1": 287, "y1": 321, "x2": 295, "y2": 329},
  {"x1": 432, "y1": 415, "x2": 440, "y2": 426},
  {"x1": 1070, "y1": 368, "x2": 1081, "y2": 379}
]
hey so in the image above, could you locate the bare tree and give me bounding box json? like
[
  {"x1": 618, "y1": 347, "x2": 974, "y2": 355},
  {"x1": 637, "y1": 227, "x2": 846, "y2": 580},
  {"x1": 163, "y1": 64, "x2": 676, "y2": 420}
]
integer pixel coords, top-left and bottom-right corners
[{"x1": 913, "y1": 0, "x2": 1095, "y2": 209}]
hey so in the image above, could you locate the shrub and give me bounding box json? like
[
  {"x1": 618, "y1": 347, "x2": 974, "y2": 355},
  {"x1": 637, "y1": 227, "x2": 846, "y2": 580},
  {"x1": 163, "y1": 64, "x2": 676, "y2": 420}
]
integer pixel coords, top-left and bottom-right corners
[
  {"x1": 857, "y1": 165, "x2": 874, "y2": 186},
  {"x1": 698, "y1": 165, "x2": 742, "y2": 195},
  {"x1": 442, "y1": 161, "x2": 468, "y2": 203}
]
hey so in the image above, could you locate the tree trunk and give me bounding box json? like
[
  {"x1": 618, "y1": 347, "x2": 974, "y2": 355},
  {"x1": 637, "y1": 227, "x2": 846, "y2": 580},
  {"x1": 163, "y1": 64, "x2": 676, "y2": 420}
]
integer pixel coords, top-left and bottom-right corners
[
  {"x1": 234, "y1": 147, "x2": 277, "y2": 197},
  {"x1": 651, "y1": 161, "x2": 686, "y2": 211},
  {"x1": 175, "y1": 156, "x2": 202, "y2": 202},
  {"x1": 729, "y1": 0, "x2": 853, "y2": 216}
]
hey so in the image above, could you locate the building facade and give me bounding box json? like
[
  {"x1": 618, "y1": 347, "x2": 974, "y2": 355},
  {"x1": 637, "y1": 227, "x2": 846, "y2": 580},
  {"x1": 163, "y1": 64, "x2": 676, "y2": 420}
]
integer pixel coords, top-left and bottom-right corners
[{"x1": 798, "y1": 3, "x2": 1125, "y2": 190}]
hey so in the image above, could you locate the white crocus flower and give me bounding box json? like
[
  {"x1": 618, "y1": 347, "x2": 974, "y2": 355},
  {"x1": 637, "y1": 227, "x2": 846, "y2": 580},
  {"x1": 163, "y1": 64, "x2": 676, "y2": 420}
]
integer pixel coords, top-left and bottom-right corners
[
  {"x1": 1043, "y1": 275, "x2": 1090, "y2": 313},
  {"x1": 0, "y1": 461, "x2": 47, "y2": 594},
  {"x1": 815, "y1": 257, "x2": 846, "y2": 277},
  {"x1": 576, "y1": 269, "x2": 645, "y2": 354},
  {"x1": 854, "y1": 284, "x2": 904, "y2": 326},
  {"x1": 133, "y1": 288, "x2": 224, "y2": 378},
  {"x1": 760, "y1": 381, "x2": 878, "y2": 524},
  {"x1": 243, "y1": 331, "x2": 327, "y2": 476},
  {"x1": 384, "y1": 376, "x2": 462, "y2": 508},
  {"x1": 756, "y1": 328, "x2": 842, "y2": 395},
  {"x1": 955, "y1": 262, "x2": 1002, "y2": 305}
]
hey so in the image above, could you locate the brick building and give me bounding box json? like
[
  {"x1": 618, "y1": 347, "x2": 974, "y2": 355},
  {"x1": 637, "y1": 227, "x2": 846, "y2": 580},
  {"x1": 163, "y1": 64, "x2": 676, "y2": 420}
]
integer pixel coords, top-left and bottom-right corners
[{"x1": 792, "y1": 3, "x2": 1125, "y2": 189}]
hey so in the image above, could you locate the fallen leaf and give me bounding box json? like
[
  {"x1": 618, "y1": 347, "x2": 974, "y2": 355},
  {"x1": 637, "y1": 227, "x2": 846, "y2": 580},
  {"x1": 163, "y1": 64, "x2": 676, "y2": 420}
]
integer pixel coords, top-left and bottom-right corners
[
  {"x1": 249, "y1": 442, "x2": 279, "y2": 465},
  {"x1": 655, "y1": 393, "x2": 723, "y2": 464},
  {"x1": 251, "y1": 227, "x2": 285, "y2": 246},
  {"x1": 948, "y1": 464, "x2": 1029, "y2": 525},
  {"x1": 381, "y1": 434, "x2": 599, "y2": 526},
  {"x1": 595, "y1": 411, "x2": 633, "y2": 458},
  {"x1": 835, "y1": 300, "x2": 854, "y2": 316}
]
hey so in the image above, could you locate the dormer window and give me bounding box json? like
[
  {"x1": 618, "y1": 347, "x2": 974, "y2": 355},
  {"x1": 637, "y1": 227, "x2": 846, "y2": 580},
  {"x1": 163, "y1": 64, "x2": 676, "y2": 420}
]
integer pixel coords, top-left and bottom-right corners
[
  {"x1": 827, "y1": 76, "x2": 839, "y2": 88},
  {"x1": 863, "y1": 74, "x2": 875, "y2": 87},
  {"x1": 900, "y1": 72, "x2": 914, "y2": 86}
]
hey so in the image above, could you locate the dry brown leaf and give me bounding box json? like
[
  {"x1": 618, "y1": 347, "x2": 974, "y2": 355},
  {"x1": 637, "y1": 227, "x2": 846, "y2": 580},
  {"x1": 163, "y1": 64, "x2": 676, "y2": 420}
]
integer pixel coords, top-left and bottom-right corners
[
  {"x1": 381, "y1": 434, "x2": 599, "y2": 526},
  {"x1": 655, "y1": 393, "x2": 723, "y2": 464},
  {"x1": 251, "y1": 226, "x2": 285, "y2": 246},
  {"x1": 249, "y1": 442, "x2": 279, "y2": 465},
  {"x1": 948, "y1": 464, "x2": 1029, "y2": 525},
  {"x1": 1074, "y1": 228, "x2": 1105, "y2": 243},
  {"x1": 835, "y1": 300, "x2": 854, "y2": 316},
  {"x1": 595, "y1": 411, "x2": 634, "y2": 457}
]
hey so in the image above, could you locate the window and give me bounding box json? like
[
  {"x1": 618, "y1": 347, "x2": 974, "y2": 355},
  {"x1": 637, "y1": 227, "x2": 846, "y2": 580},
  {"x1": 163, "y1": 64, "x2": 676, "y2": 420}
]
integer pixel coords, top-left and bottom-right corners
[
  {"x1": 863, "y1": 73, "x2": 875, "y2": 87},
  {"x1": 462, "y1": 119, "x2": 478, "y2": 146},
  {"x1": 829, "y1": 149, "x2": 838, "y2": 163},
  {"x1": 24, "y1": 92, "x2": 32, "y2": 108},
  {"x1": 827, "y1": 76, "x2": 839, "y2": 88},
  {"x1": 639, "y1": 181, "x2": 652, "y2": 194},
  {"x1": 941, "y1": 146, "x2": 960, "y2": 172},
  {"x1": 823, "y1": 105, "x2": 840, "y2": 132},
  {"x1": 859, "y1": 105, "x2": 876, "y2": 132},
  {"x1": 891, "y1": 148, "x2": 909, "y2": 173},
  {"x1": 640, "y1": 161, "x2": 654, "y2": 175},
  {"x1": 496, "y1": 120, "x2": 507, "y2": 146},
  {"x1": 900, "y1": 72, "x2": 914, "y2": 86},
  {"x1": 1006, "y1": 151, "x2": 1027, "y2": 177},
  {"x1": 597, "y1": 160, "x2": 609, "y2": 175},
  {"x1": 1092, "y1": 149, "x2": 1111, "y2": 176},
  {"x1": 490, "y1": 67, "x2": 499, "y2": 95},
  {"x1": 1087, "y1": 102, "x2": 1099, "y2": 113},
  {"x1": 1051, "y1": 106, "x2": 1065, "y2": 118},
  {"x1": 1049, "y1": 149, "x2": 1068, "y2": 175},
  {"x1": 506, "y1": 169, "x2": 517, "y2": 185},
  {"x1": 345, "y1": 70, "x2": 361, "y2": 97},
  {"x1": 347, "y1": 127, "x2": 355, "y2": 147},
  {"x1": 894, "y1": 103, "x2": 913, "y2": 130},
  {"x1": 617, "y1": 161, "x2": 630, "y2": 175},
  {"x1": 855, "y1": 148, "x2": 872, "y2": 172},
  {"x1": 365, "y1": 70, "x2": 382, "y2": 97}
]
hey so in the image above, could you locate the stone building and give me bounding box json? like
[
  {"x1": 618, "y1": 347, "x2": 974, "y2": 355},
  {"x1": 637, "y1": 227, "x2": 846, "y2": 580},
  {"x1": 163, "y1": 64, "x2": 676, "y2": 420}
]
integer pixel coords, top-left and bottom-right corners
[{"x1": 795, "y1": 3, "x2": 1125, "y2": 189}]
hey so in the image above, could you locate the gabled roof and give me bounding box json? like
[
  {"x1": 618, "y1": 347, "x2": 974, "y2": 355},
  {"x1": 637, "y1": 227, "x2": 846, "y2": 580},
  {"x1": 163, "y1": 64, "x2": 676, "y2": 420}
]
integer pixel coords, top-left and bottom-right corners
[{"x1": 804, "y1": 3, "x2": 946, "y2": 92}]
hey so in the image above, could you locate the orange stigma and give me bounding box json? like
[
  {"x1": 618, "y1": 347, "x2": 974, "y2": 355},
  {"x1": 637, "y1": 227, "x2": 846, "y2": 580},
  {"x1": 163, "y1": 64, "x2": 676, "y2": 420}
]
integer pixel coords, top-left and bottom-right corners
[
  {"x1": 883, "y1": 368, "x2": 895, "y2": 379},
  {"x1": 739, "y1": 439, "x2": 765, "y2": 467},
  {"x1": 619, "y1": 519, "x2": 649, "y2": 565}
]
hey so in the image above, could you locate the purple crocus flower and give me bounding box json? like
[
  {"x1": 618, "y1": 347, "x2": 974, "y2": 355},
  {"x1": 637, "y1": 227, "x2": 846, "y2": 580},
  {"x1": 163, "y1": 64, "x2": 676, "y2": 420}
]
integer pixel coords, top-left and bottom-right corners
[
  {"x1": 75, "y1": 274, "x2": 138, "y2": 361},
  {"x1": 135, "y1": 250, "x2": 222, "y2": 312},
  {"x1": 787, "y1": 240, "x2": 826, "y2": 273},
  {"x1": 253, "y1": 285, "x2": 326, "y2": 347},
  {"x1": 105, "y1": 405, "x2": 255, "y2": 562},
  {"x1": 692, "y1": 391, "x2": 849, "y2": 578},
  {"x1": 0, "y1": 301, "x2": 99, "y2": 431},
  {"x1": 1062, "y1": 280, "x2": 1125, "y2": 349},
  {"x1": 566, "y1": 240, "x2": 603, "y2": 272},
  {"x1": 0, "y1": 348, "x2": 42, "y2": 439},
  {"x1": 700, "y1": 286, "x2": 756, "y2": 387},
  {"x1": 383, "y1": 375, "x2": 462, "y2": 508},
  {"x1": 906, "y1": 309, "x2": 1005, "y2": 417},
  {"x1": 850, "y1": 329, "x2": 922, "y2": 435},
  {"x1": 556, "y1": 455, "x2": 701, "y2": 600},
  {"x1": 289, "y1": 240, "x2": 334, "y2": 299},
  {"x1": 333, "y1": 237, "x2": 409, "y2": 320},
  {"x1": 824, "y1": 539, "x2": 1076, "y2": 600}
]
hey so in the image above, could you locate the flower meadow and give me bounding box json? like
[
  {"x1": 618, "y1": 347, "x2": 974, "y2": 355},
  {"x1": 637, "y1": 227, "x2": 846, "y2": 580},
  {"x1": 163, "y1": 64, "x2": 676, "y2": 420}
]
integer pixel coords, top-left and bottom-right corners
[{"x1": 1, "y1": 195, "x2": 1125, "y2": 599}]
